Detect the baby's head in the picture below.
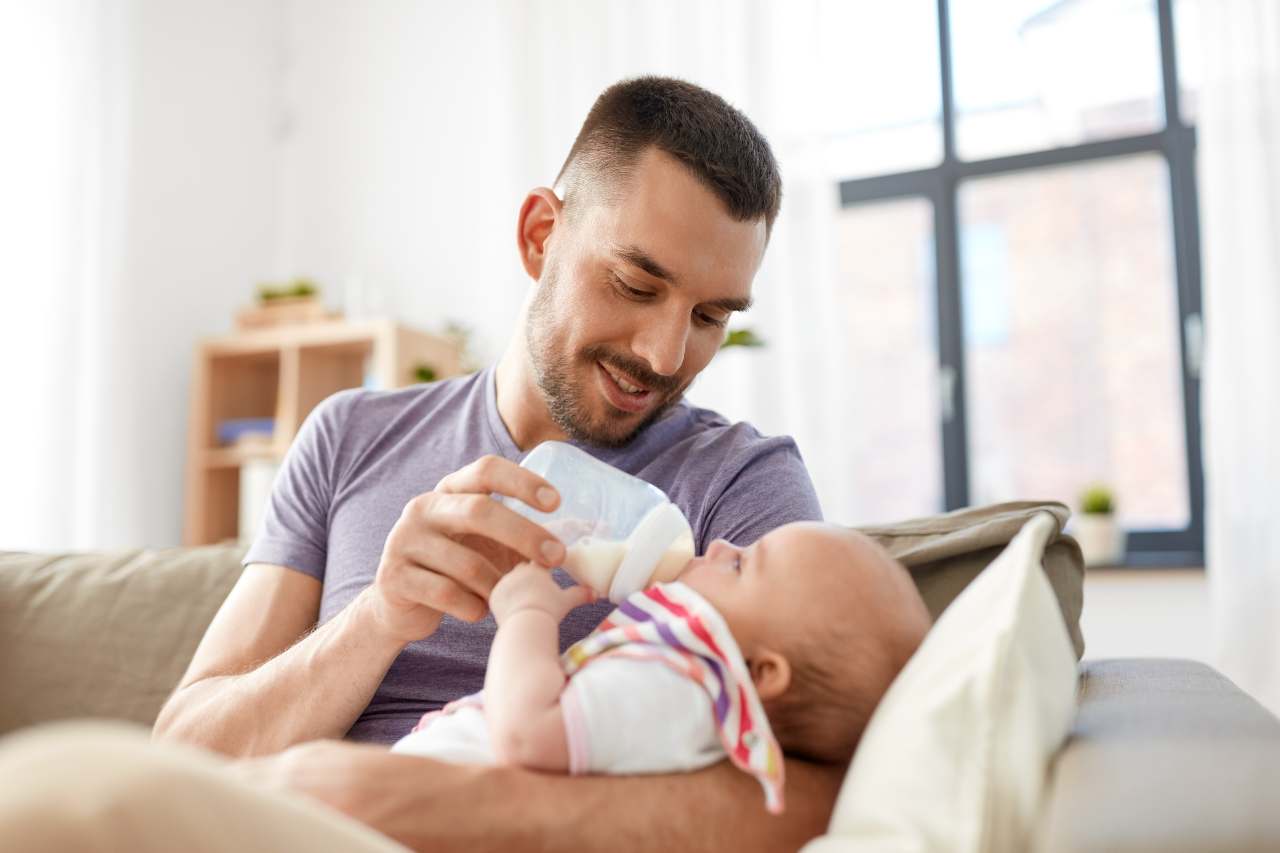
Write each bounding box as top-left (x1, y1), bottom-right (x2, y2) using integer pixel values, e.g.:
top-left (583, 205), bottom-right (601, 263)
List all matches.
top-left (678, 522), bottom-right (931, 764)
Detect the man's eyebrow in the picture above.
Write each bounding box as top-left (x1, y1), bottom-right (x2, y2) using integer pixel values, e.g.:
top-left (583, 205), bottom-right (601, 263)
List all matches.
top-left (613, 243), bottom-right (752, 313)
top-left (705, 295), bottom-right (753, 313)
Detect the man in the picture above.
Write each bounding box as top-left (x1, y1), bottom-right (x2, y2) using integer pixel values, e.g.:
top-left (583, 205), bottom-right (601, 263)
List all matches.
top-left (1, 77), bottom-right (844, 851)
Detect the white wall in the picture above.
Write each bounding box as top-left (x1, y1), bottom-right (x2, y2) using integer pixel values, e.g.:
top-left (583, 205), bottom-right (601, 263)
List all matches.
top-left (107, 0), bottom-right (283, 547)
top-left (277, 0), bottom-right (534, 361)
top-left (1082, 569), bottom-right (1212, 663)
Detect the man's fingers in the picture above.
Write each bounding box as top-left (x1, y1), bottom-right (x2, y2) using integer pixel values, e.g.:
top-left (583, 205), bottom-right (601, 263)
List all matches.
top-left (436, 454), bottom-right (560, 514)
top-left (386, 562), bottom-right (489, 623)
top-left (418, 493), bottom-right (565, 567)
top-left (399, 534), bottom-right (503, 599)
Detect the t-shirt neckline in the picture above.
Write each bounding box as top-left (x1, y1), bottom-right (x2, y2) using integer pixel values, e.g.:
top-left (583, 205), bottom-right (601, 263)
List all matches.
top-left (482, 366), bottom-right (524, 461)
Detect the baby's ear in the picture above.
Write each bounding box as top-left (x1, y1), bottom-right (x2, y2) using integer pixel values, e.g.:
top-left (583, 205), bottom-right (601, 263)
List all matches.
top-left (747, 649), bottom-right (791, 701)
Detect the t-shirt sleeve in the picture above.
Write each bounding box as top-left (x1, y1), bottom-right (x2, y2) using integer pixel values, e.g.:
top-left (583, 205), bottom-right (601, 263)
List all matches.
top-left (241, 389), bottom-right (361, 580)
top-left (560, 656), bottom-right (724, 776)
top-left (699, 438), bottom-right (824, 551)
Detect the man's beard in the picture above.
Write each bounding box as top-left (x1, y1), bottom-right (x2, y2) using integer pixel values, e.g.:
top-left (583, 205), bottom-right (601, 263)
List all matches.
top-left (525, 265), bottom-right (686, 448)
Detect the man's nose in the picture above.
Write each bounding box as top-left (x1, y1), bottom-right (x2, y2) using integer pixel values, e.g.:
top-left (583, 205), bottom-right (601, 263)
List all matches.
top-left (631, 307), bottom-right (689, 377)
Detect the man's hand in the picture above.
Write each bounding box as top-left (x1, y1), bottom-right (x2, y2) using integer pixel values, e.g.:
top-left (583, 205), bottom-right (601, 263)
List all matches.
top-left (489, 563), bottom-right (597, 625)
top-left (364, 455), bottom-right (569, 645)
top-left (234, 739), bottom-right (426, 823)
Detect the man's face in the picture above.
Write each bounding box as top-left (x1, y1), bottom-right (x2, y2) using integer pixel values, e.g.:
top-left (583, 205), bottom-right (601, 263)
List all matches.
top-left (526, 148), bottom-right (768, 447)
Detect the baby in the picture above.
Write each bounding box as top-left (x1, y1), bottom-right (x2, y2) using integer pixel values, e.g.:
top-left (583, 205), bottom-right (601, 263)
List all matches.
top-left (391, 521), bottom-right (932, 813)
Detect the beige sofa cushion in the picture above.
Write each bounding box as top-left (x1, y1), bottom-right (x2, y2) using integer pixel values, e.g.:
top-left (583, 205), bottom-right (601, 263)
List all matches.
top-left (0, 545), bottom-right (245, 736)
top-left (856, 500), bottom-right (1085, 659)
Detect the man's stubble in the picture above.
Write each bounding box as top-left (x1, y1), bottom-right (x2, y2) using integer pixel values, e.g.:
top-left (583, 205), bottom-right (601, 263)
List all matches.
top-left (524, 260), bottom-right (688, 449)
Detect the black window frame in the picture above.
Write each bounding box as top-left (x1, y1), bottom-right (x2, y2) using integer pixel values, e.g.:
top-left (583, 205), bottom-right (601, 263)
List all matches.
top-left (838, 0), bottom-right (1203, 567)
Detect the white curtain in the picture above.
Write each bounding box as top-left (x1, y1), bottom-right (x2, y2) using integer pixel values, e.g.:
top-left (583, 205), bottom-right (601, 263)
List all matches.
top-left (1199, 0), bottom-right (1280, 715)
top-left (0, 1), bottom-right (134, 550)
top-left (506, 0), bottom-right (856, 520)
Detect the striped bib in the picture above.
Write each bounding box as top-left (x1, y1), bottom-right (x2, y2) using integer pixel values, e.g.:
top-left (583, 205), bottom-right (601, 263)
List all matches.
top-left (563, 581), bottom-right (786, 813)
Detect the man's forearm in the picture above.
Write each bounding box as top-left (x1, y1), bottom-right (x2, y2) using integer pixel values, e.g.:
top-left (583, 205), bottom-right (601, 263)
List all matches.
top-left (316, 746), bottom-right (844, 853)
top-left (153, 590), bottom-right (404, 757)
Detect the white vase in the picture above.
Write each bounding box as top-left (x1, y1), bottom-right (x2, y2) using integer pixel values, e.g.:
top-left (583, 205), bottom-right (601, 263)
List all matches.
top-left (1072, 514), bottom-right (1126, 567)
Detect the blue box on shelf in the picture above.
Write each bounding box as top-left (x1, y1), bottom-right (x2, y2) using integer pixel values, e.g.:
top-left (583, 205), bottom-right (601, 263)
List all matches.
top-left (216, 418), bottom-right (276, 446)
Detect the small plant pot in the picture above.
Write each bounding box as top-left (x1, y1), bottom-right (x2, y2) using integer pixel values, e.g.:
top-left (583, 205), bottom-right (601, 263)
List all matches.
top-left (1073, 513), bottom-right (1126, 567)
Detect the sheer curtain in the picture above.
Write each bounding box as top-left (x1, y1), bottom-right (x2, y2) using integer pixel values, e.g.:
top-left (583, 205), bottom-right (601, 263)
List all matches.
top-left (0, 1), bottom-right (133, 550)
top-left (1199, 0), bottom-right (1280, 714)
top-left (0, 2), bottom-right (283, 551)
top-left (506, 0), bottom-right (855, 520)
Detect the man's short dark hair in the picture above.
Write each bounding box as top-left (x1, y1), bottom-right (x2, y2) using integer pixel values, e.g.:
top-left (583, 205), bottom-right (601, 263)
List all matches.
top-left (554, 76), bottom-right (782, 231)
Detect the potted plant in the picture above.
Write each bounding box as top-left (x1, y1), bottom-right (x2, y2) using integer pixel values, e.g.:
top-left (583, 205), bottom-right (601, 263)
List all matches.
top-left (1073, 484), bottom-right (1126, 567)
top-left (721, 328), bottom-right (766, 350)
top-left (236, 277), bottom-right (335, 329)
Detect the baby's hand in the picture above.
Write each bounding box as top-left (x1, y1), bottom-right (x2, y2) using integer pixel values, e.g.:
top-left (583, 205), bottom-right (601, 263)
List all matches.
top-left (490, 563), bottom-right (597, 625)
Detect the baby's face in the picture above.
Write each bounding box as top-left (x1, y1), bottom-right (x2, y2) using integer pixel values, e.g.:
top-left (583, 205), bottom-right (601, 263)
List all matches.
top-left (678, 522), bottom-right (886, 653)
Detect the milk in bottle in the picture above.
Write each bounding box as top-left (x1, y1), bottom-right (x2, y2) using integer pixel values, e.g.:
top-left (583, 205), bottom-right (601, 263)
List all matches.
top-left (501, 442), bottom-right (694, 601)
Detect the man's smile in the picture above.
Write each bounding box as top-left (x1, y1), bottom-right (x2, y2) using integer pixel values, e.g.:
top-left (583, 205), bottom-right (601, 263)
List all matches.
top-left (596, 361), bottom-right (656, 413)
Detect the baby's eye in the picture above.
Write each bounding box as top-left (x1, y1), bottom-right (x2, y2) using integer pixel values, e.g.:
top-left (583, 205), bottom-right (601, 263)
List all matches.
top-left (732, 553), bottom-right (742, 573)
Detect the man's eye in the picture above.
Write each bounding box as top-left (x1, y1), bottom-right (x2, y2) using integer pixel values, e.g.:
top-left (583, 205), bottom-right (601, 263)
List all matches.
top-left (610, 273), bottom-right (652, 300)
top-left (695, 311), bottom-right (730, 329)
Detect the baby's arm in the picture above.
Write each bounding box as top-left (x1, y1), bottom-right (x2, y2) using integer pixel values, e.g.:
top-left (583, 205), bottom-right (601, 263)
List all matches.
top-left (485, 563), bottom-right (596, 772)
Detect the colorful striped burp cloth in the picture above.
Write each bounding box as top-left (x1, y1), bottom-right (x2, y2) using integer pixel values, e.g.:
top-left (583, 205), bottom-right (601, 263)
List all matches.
top-left (563, 581), bottom-right (786, 813)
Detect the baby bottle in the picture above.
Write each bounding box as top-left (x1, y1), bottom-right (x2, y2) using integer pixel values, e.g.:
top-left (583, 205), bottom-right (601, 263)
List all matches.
top-left (501, 441), bottom-right (694, 602)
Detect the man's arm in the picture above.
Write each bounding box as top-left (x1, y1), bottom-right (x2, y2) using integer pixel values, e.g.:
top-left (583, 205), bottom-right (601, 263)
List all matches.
top-left (154, 454), bottom-right (570, 758)
top-left (238, 740), bottom-right (844, 853)
top-left (152, 563), bottom-right (404, 757)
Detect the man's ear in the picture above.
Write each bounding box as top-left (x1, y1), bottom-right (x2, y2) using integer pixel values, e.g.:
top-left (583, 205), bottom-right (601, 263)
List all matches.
top-left (747, 649), bottom-right (791, 702)
top-left (516, 187), bottom-right (563, 281)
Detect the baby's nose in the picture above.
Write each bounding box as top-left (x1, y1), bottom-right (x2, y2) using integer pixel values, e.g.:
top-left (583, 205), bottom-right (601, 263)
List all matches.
top-left (704, 538), bottom-right (734, 559)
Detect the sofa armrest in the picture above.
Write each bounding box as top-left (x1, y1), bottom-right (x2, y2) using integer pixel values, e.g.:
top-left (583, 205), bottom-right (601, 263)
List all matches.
top-left (1036, 658), bottom-right (1280, 853)
top-left (0, 545), bottom-right (245, 736)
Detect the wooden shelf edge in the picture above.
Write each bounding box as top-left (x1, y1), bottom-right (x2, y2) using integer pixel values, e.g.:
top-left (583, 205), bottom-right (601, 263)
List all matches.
top-left (201, 318), bottom-right (397, 357)
top-left (203, 445), bottom-right (287, 469)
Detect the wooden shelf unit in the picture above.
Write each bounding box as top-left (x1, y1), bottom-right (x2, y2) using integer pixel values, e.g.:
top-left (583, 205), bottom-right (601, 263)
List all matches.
top-left (184, 318), bottom-right (463, 545)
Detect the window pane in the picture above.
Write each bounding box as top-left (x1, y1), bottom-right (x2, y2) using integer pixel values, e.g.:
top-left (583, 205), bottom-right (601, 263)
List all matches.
top-left (1174, 0), bottom-right (1201, 124)
top-left (959, 154), bottom-right (1189, 530)
top-left (835, 197), bottom-right (943, 523)
top-left (818, 0), bottom-right (942, 179)
top-left (950, 0), bottom-right (1165, 160)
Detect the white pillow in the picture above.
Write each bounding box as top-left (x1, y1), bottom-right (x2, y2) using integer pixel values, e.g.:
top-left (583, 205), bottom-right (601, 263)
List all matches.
top-left (802, 512), bottom-right (1079, 853)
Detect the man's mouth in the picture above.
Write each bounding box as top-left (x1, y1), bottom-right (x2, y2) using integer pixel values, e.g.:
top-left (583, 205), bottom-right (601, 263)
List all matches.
top-left (603, 362), bottom-right (646, 393)
top-left (596, 361), bottom-right (656, 413)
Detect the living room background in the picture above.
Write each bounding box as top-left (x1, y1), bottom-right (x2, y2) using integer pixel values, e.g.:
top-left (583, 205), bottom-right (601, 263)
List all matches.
top-left (1, 0), bottom-right (1276, 713)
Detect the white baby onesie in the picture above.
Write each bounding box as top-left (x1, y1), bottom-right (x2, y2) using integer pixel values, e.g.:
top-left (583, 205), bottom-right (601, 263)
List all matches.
top-left (390, 656), bottom-right (724, 774)
top-left (391, 582), bottom-right (786, 812)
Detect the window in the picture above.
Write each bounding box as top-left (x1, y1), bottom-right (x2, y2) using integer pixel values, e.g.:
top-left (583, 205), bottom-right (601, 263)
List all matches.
top-left (835, 0), bottom-right (1203, 564)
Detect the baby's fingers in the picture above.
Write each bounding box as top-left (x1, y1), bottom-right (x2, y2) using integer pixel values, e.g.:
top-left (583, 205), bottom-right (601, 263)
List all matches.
top-left (563, 583), bottom-right (599, 610)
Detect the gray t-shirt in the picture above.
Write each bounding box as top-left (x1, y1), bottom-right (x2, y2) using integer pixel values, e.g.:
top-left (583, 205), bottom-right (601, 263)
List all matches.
top-left (245, 366), bottom-right (822, 743)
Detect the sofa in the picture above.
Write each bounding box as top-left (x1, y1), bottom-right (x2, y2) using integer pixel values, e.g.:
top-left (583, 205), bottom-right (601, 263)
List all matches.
top-left (3, 502), bottom-right (1280, 851)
